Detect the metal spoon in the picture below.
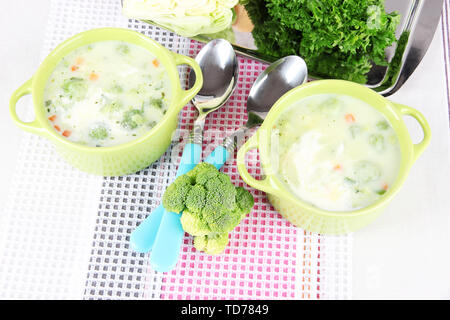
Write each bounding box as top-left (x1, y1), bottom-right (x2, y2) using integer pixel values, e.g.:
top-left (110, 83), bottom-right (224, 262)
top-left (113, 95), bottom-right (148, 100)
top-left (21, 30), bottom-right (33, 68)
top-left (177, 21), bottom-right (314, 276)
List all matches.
top-left (187, 39), bottom-right (239, 145)
top-left (130, 39), bottom-right (238, 255)
top-left (149, 55), bottom-right (307, 272)
top-left (223, 55), bottom-right (308, 150)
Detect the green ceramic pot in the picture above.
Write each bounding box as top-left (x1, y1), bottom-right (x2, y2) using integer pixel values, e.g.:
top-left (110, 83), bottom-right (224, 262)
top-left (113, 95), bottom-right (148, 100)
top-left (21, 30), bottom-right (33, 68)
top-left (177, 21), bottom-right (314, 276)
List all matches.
top-left (237, 80), bottom-right (431, 234)
top-left (9, 28), bottom-right (203, 176)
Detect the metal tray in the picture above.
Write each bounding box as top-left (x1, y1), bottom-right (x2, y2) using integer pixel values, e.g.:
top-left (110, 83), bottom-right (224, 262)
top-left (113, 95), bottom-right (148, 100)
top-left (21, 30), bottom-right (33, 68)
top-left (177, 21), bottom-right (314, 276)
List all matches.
top-left (124, 0), bottom-right (443, 96)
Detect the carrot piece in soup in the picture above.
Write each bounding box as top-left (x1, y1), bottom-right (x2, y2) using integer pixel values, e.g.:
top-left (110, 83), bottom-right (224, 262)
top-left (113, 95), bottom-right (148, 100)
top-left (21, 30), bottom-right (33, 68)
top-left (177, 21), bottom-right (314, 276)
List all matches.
top-left (48, 115), bottom-right (57, 122)
top-left (152, 59), bottom-right (159, 67)
top-left (54, 125), bottom-right (61, 132)
top-left (345, 114), bottom-right (355, 123)
top-left (71, 65), bottom-right (79, 72)
top-left (89, 72), bottom-right (99, 81)
top-left (62, 130), bottom-right (71, 137)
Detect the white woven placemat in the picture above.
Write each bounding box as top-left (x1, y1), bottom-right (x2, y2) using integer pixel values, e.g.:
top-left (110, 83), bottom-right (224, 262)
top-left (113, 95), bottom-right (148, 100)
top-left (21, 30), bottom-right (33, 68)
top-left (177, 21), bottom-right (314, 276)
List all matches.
top-left (0, 0), bottom-right (352, 300)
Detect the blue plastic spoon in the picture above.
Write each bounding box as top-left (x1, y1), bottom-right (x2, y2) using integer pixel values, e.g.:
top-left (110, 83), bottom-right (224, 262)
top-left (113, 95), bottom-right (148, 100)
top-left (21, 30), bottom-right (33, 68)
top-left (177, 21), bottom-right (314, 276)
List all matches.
top-left (129, 39), bottom-right (238, 253)
top-left (149, 144), bottom-right (232, 272)
top-left (129, 142), bottom-right (201, 253)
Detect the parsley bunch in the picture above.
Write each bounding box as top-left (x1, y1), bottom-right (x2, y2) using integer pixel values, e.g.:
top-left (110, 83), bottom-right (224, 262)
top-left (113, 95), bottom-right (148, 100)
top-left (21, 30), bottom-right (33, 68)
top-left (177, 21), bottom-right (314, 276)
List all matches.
top-left (244, 0), bottom-right (400, 83)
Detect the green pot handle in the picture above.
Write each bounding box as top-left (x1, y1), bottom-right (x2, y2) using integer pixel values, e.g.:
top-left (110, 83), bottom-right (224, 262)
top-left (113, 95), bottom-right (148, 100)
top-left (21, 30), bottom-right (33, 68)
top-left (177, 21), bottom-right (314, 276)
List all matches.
top-left (237, 132), bottom-right (281, 196)
top-left (393, 102), bottom-right (431, 162)
top-left (10, 78), bottom-right (45, 135)
top-left (172, 52), bottom-right (203, 108)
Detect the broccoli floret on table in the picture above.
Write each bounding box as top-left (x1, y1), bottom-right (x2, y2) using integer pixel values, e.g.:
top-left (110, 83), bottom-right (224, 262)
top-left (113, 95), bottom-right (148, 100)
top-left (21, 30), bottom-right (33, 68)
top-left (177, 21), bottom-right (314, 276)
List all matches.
top-left (162, 162), bottom-right (254, 255)
top-left (162, 175), bottom-right (192, 214)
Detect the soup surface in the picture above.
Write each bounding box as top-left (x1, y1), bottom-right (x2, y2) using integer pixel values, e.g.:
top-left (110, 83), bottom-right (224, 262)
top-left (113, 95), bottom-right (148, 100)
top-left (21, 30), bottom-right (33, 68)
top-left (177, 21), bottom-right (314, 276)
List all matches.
top-left (44, 41), bottom-right (171, 147)
top-left (273, 94), bottom-right (401, 211)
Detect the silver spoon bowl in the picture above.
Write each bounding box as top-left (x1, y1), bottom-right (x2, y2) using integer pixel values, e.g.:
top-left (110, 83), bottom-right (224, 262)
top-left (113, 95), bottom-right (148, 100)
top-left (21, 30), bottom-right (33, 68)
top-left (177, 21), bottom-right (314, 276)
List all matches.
top-left (188, 39), bottom-right (239, 143)
top-left (223, 55), bottom-right (308, 149)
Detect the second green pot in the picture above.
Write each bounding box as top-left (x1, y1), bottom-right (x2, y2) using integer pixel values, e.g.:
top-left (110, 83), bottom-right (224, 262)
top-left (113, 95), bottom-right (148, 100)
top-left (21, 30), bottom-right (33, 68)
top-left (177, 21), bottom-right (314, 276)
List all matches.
top-left (237, 80), bottom-right (431, 234)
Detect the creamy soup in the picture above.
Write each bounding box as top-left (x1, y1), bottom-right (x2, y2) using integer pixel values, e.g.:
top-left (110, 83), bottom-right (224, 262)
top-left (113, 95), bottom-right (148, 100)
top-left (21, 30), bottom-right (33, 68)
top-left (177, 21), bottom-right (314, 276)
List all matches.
top-left (44, 41), bottom-right (171, 147)
top-left (273, 94), bottom-right (401, 211)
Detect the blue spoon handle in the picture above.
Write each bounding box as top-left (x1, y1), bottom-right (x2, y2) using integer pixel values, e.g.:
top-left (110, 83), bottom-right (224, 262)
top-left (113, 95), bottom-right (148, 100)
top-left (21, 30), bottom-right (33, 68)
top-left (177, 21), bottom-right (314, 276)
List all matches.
top-left (149, 145), bottom-right (230, 272)
top-left (129, 142), bottom-right (202, 253)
